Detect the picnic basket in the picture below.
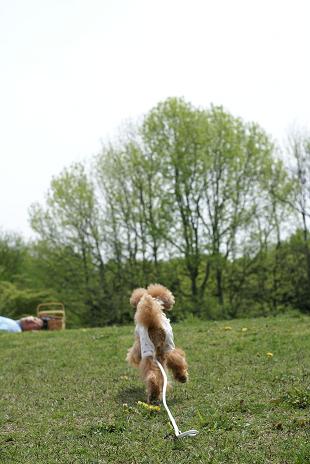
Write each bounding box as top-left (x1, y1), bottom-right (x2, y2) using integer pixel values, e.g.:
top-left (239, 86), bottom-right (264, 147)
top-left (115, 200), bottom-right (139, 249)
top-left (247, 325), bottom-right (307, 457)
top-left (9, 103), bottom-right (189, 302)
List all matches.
top-left (36, 302), bottom-right (66, 330)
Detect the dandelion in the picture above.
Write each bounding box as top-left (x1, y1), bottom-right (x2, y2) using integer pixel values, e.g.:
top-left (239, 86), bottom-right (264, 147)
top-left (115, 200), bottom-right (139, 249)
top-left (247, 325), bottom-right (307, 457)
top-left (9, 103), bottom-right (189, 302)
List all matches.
top-left (241, 328), bottom-right (248, 332)
top-left (224, 326), bottom-right (232, 331)
top-left (137, 401), bottom-right (160, 412)
top-left (266, 352), bottom-right (274, 358)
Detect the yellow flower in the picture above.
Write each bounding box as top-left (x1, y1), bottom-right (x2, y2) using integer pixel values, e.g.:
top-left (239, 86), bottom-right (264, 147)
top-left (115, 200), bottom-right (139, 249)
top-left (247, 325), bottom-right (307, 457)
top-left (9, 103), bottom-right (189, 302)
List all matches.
top-left (137, 401), bottom-right (160, 412)
top-left (224, 326), bottom-right (232, 331)
top-left (241, 327), bottom-right (248, 332)
top-left (266, 352), bottom-right (274, 357)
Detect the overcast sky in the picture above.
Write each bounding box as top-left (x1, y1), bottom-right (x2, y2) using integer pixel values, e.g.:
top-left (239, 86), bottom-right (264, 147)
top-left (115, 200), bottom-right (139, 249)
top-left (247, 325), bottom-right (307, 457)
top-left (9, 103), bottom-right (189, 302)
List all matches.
top-left (1, 0), bottom-right (309, 239)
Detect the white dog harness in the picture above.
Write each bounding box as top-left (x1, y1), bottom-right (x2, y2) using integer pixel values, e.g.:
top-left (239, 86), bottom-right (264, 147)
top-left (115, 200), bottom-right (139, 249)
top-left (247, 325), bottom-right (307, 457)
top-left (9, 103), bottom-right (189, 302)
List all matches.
top-left (135, 312), bottom-right (175, 358)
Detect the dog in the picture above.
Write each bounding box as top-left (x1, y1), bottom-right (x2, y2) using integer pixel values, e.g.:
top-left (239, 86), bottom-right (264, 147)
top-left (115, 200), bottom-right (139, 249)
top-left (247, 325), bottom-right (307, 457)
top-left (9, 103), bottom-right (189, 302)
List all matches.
top-left (126, 284), bottom-right (188, 403)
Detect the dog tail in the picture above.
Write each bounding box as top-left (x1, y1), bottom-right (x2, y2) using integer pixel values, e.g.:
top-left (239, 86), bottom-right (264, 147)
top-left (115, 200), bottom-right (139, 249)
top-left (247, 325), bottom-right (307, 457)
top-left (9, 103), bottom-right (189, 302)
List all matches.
top-left (135, 294), bottom-right (162, 329)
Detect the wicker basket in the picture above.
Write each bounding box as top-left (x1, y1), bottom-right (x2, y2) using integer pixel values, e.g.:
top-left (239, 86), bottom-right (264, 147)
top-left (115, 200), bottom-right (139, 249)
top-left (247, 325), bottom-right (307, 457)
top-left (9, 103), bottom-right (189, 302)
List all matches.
top-left (37, 302), bottom-right (66, 330)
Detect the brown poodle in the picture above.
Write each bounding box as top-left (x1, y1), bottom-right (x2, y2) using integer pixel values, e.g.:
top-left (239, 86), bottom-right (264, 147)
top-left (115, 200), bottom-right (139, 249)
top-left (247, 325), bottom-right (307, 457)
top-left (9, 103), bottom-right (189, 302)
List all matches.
top-left (126, 284), bottom-right (188, 403)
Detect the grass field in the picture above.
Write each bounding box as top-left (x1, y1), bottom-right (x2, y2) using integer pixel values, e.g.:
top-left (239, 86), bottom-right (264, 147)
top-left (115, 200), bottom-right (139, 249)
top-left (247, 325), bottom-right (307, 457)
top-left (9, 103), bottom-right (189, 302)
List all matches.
top-left (0, 314), bottom-right (310, 464)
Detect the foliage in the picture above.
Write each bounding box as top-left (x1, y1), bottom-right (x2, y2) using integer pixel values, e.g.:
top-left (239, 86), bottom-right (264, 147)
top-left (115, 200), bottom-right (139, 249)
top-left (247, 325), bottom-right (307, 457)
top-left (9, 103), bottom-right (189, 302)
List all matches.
top-left (0, 232), bottom-right (56, 320)
top-left (0, 231), bottom-right (28, 282)
top-left (1, 98), bottom-right (310, 325)
top-left (0, 281), bottom-right (54, 319)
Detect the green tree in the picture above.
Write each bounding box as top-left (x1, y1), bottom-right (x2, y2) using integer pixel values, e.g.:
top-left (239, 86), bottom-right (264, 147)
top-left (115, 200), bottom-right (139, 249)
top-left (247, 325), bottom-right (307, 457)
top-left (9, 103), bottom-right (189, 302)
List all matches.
top-left (142, 99), bottom-right (283, 315)
top-left (0, 231), bottom-right (27, 281)
top-left (28, 98), bottom-right (301, 323)
top-left (29, 163), bottom-right (107, 326)
top-left (286, 130), bottom-right (310, 310)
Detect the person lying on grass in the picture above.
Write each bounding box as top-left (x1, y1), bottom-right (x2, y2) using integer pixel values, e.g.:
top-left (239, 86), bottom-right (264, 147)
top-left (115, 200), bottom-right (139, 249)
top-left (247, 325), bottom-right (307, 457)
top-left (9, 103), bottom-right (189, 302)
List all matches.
top-left (0, 315), bottom-right (43, 332)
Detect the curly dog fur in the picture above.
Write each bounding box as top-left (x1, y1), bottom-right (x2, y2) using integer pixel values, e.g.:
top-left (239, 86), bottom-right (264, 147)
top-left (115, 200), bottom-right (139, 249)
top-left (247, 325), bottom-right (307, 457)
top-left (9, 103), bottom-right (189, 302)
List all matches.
top-left (126, 284), bottom-right (188, 403)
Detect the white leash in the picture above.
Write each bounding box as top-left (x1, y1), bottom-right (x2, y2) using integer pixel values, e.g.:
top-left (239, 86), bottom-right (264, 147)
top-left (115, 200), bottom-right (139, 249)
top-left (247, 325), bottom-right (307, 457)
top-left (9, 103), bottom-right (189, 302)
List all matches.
top-left (156, 360), bottom-right (199, 439)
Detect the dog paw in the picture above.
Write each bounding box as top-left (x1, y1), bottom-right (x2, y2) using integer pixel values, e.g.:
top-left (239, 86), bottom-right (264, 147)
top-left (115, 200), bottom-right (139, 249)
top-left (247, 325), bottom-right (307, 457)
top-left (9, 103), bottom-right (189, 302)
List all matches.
top-left (175, 372), bottom-right (188, 383)
top-left (147, 393), bottom-right (161, 404)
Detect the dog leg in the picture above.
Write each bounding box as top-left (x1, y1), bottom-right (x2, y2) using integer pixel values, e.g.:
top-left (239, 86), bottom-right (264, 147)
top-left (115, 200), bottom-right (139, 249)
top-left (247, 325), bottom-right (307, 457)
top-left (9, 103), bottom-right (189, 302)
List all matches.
top-left (140, 357), bottom-right (163, 403)
top-left (166, 348), bottom-right (188, 383)
top-left (126, 338), bottom-right (141, 367)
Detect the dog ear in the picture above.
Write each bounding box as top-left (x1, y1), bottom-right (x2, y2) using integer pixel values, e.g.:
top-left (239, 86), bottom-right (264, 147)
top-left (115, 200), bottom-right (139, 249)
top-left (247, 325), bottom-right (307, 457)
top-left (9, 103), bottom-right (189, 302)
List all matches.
top-left (130, 288), bottom-right (148, 307)
top-left (146, 284), bottom-right (175, 310)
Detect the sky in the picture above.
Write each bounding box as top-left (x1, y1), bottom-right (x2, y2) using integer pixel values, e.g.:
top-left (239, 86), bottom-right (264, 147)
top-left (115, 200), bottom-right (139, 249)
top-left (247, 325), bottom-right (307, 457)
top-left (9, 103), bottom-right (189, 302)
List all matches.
top-left (1, 0), bottom-right (310, 239)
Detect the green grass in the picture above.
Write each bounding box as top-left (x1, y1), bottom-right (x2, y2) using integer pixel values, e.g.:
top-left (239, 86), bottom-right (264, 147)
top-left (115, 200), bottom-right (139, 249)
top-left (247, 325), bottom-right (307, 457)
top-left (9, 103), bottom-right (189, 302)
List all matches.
top-left (0, 314), bottom-right (310, 463)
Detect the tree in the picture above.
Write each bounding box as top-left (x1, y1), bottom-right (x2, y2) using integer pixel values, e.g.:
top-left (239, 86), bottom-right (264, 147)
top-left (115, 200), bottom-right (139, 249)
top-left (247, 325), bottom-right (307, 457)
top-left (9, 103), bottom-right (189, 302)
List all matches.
top-left (27, 98), bottom-right (302, 323)
top-left (142, 99), bottom-right (282, 315)
top-left (29, 162), bottom-right (108, 325)
top-left (0, 231), bottom-right (27, 281)
top-left (285, 130), bottom-right (310, 310)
